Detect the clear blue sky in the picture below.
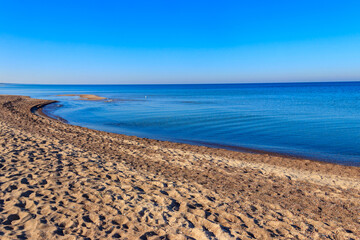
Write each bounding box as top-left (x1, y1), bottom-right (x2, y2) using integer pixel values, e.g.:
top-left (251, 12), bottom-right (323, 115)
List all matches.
top-left (1, 0), bottom-right (360, 84)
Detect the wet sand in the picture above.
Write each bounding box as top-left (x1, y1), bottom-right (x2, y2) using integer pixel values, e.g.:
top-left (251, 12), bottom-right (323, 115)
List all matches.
top-left (0, 95), bottom-right (359, 239)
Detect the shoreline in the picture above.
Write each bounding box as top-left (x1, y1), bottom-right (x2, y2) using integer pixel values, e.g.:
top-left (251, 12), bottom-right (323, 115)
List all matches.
top-left (31, 101), bottom-right (69, 123)
top-left (40, 100), bottom-right (359, 167)
top-left (1, 95), bottom-right (359, 239)
top-left (8, 95), bottom-right (360, 179)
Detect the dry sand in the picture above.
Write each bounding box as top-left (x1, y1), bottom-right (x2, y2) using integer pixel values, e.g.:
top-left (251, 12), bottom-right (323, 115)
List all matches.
top-left (0, 95), bottom-right (359, 239)
top-left (56, 94), bottom-right (107, 101)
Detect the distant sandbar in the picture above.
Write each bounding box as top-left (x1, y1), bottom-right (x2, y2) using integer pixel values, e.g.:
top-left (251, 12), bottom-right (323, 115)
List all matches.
top-left (56, 94), bottom-right (106, 101)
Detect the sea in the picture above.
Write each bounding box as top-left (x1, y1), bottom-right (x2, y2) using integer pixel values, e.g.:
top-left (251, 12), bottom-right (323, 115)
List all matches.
top-left (1, 82), bottom-right (360, 166)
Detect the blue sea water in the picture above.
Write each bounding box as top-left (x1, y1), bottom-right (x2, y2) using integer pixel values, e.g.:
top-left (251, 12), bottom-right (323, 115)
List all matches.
top-left (1, 82), bottom-right (360, 166)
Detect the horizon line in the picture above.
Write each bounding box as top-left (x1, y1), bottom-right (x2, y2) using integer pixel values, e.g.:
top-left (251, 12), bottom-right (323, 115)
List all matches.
top-left (2, 80), bottom-right (360, 86)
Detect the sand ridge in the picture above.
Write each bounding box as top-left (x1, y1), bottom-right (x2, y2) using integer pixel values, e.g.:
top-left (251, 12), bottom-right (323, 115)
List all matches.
top-left (0, 95), bottom-right (359, 239)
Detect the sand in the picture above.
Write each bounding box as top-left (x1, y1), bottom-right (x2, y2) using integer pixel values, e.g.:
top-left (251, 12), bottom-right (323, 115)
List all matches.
top-left (56, 94), bottom-right (107, 101)
top-left (0, 95), bottom-right (359, 239)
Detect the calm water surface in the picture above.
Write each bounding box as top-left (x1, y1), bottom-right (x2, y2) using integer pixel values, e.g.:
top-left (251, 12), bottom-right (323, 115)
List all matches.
top-left (1, 82), bottom-right (360, 166)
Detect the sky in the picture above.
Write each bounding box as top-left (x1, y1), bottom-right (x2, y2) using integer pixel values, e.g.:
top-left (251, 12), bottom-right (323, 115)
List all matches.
top-left (0, 0), bottom-right (360, 84)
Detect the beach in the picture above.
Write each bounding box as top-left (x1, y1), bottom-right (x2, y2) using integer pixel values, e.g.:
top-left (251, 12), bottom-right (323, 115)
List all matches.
top-left (0, 95), bottom-right (359, 239)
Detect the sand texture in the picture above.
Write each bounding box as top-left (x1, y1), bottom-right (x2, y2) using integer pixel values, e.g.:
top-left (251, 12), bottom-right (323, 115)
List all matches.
top-left (0, 95), bottom-right (359, 239)
top-left (56, 94), bottom-right (107, 101)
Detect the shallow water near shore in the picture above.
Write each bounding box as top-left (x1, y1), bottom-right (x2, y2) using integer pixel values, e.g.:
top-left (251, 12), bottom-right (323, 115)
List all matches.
top-left (1, 82), bottom-right (360, 166)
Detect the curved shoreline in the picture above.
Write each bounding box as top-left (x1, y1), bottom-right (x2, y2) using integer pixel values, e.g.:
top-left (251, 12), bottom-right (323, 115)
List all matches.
top-left (37, 100), bottom-right (358, 167)
top-left (8, 95), bottom-right (360, 176)
top-left (0, 95), bottom-right (359, 239)
top-left (31, 101), bottom-right (68, 123)
top-left (30, 100), bottom-right (59, 120)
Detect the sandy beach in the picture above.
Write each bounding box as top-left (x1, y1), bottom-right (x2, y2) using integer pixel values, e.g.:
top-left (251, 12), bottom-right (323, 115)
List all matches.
top-left (0, 95), bottom-right (359, 239)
